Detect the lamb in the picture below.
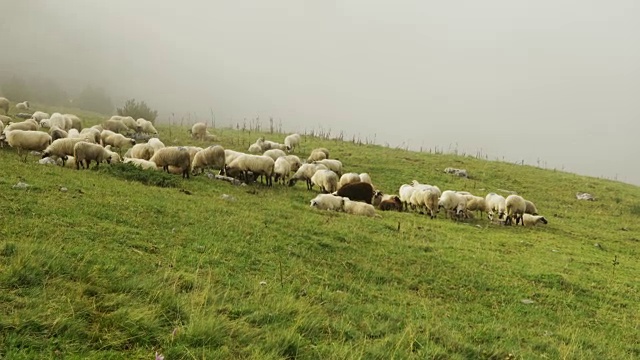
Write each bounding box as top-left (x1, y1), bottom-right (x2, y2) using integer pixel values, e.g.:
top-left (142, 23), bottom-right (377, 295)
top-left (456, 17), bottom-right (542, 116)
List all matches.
top-left (49, 125), bottom-right (68, 141)
top-left (123, 157), bottom-right (159, 170)
top-left (73, 141), bottom-right (112, 169)
top-left (343, 199), bottom-right (377, 217)
top-left (4, 130), bottom-right (52, 157)
top-left (189, 122), bottom-right (207, 140)
top-left (359, 173), bottom-right (372, 185)
top-left (129, 143), bottom-right (155, 160)
top-left (289, 163), bottom-right (323, 189)
top-left (307, 149), bottom-right (327, 162)
top-left (273, 157), bottom-right (292, 185)
top-left (337, 173), bottom-right (360, 190)
top-left (505, 195), bottom-right (526, 226)
top-left (5, 118), bottom-right (39, 132)
top-left (149, 146), bottom-right (192, 178)
top-left (263, 149), bottom-right (287, 161)
top-left (284, 133), bottom-right (301, 152)
top-left (0, 97), bottom-right (9, 114)
top-left (524, 200), bottom-right (538, 215)
top-left (335, 181), bottom-right (375, 204)
top-left (31, 111), bottom-right (50, 122)
top-left (15, 101), bottom-right (29, 110)
top-left (248, 143), bottom-right (262, 153)
top-left (313, 159), bottom-right (342, 176)
top-left (486, 193), bottom-right (507, 221)
top-left (309, 194), bottom-right (345, 211)
top-left (522, 214), bottom-right (548, 227)
top-left (283, 155), bottom-right (302, 172)
top-left (379, 196), bottom-right (403, 211)
top-left (226, 154), bottom-right (275, 185)
top-left (310, 169), bottom-right (339, 193)
top-left (103, 133), bottom-right (136, 150)
top-left (147, 137), bottom-right (165, 151)
top-left (103, 119), bottom-right (130, 134)
top-left (42, 138), bottom-right (90, 165)
top-left (63, 114), bottom-right (82, 130)
top-left (136, 118), bottom-right (158, 135)
top-left (438, 190), bottom-right (467, 220)
top-left (191, 145), bottom-right (225, 175)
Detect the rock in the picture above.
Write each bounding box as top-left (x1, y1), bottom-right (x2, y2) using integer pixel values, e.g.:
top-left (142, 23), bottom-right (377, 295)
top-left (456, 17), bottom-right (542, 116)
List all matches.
top-left (30, 151), bottom-right (42, 156)
top-left (220, 194), bottom-right (236, 202)
top-left (576, 192), bottom-right (595, 201)
top-left (444, 167), bottom-right (468, 178)
top-left (12, 181), bottom-right (30, 189)
top-left (521, 299), bottom-right (535, 304)
top-left (59, 187), bottom-right (68, 192)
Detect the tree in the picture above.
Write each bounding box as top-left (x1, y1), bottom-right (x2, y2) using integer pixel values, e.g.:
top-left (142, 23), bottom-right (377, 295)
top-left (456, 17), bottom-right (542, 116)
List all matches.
top-left (75, 85), bottom-right (113, 114)
top-left (117, 99), bottom-right (158, 123)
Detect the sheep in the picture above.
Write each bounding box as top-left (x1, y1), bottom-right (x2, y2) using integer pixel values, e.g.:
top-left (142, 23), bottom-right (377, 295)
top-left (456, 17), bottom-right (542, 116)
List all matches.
top-left (505, 195), bottom-right (526, 226)
top-left (123, 157), bottom-right (159, 170)
top-left (129, 143), bottom-right (155, 160)
top-left (49, 125), bottom-right (68, 141)
top-left (307, 149), bottom-right (327, 162)
top-left (338, 173), bottom-right (361, 190)
top-left (119, 116), bottom-right (139, 132)
top-left (191, 145), bottom-right (225, 175)
top-left (42, 137), bottom-right (90, 165)
top-left (149, 146), bottom-right (192, 178)
top-left (263, 140), bottom-right (288, 151)
top-left (379, 196), bottom-right (403, 211)
top-left (79, 128), bottom-right (100, 144)
top-left (5, 118), bottom-right (39, 132)
top-left (103, 119), bottom-right (130, 134)
top-left (313, 159), bottom-right (342, 176)
top-left (44, 113), bottom-right (72, 130)
top-left (283, 155), bottom-right (302, 172)
top-left (438, 190), bottom-right (467, 220)
top-left (31, 111), bottom-right (49, 122)
top-left (248, 143), bottom-right (262, 153)
top-left (0, 97), bottom-right (9, 114)
top-left (412, 187), bottom-right (441, 218)
top-left (224, 149), bottom-right (245, 165)
top-left (343, 199), bottom-right (377, 217)
top-left (226, 154), bottom-right (275, 186)
top-left (189, 122), bottom-right (207, 140)
top-left (63, 114), bottom-right (82, 130)
top-left (522, 214), bottom-right (548, 227)
top-left (147, 137), bottom-right (165, 151)
top-left (0, 115), bottom-right (11, 123)
top-left (524, 200), bottom-right (538, 215)
top-left (16, 101), bottom-right (29, 110)
top-left (359, 173), bottom-right (372, 185)
top-left (103, 145), bottom-right (122, 163)
top-left (461, 194), bottom-right (487, 217)
top-left (4, 130), bottom-right (52, 158)
top-left (183, 146), bottom-right (203, 164)
top-left (310, 169), bottom-right (339, 193)
top-left (67, 129), bottom-right (80, 138)
top-left (398, 184), bottom-right (417, 211)
top-left (289, 163), bottom-right (324, 189)
top-left (273, 157), bottom-right (292, 185)
top-left (335, 181), bottom-right (375, 204)
top-left (103, 133), bottom-right (136, 150)
top-left (309, 194), bottom-right (345, 211)
top-left (486, 193), bottom-right (507, 221)
top-left (263, 149), bottom-right (287, 161)
top-left (73, 142), bottom-right (112, 169)
top-left (284, 133), bottom-right (301, 152)
top-left (136, 118), bottom-right (158, 135)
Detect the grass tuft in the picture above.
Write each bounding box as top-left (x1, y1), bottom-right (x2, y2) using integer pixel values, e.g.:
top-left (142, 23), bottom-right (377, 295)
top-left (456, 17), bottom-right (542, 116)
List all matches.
top-left (99, 162), bottom-right (180, 187)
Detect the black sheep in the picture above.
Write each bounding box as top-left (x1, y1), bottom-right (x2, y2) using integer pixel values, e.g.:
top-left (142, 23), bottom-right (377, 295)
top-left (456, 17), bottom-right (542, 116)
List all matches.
top-left (336, 182), bottom-right (375, 204)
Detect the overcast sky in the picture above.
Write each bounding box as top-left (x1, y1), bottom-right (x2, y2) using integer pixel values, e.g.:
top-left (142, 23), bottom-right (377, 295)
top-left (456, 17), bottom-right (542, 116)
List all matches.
top-left (2, 0), bottom-right (639, 185)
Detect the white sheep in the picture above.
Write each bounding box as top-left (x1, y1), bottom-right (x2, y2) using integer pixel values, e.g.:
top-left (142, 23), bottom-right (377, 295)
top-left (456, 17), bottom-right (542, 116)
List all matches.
top-left (73, 142), bottom-right (113, 169)
top-left (524, 200), bottom-right (538, 215)
top-left (0, 115), bottom-right (11, 123)
top-left (120, 116), bottom-right (139, 132)
top-left (248, 143), bottom-right (262, 153)
top-left (505, 195), bottom-right (526, 225)
top-left (310, 169), bottom-right (339, 193)
top-left (263, 149), bottom-right (287, 161)
top-left (191, 145), bottom-right (225, 175)
top-left (63, 114), bottom-right (82, 130)
top-left (47, 113), bottom-right (72, 130)
top-left (49, 125), bottom-right (68, 141)
top-left (307, 149), bottom-right (327, 162)
top-left (313, 159), bottom-right (342, 176)
top-left (42, 137), bottom-right (90, 165)
top-left (226, 154), bottom-right (275, 186)
top-left (263, 140), bottom-right (287, 151)
top-left (486, 193), bottom-right (507, 221)
top-left (458, 193), bottom-right (487, 217)
top-left (343, 199), bottom-right (377, 217)
top-left (338, 173), bottom-right (361, 190)
top-left (309, 194), bottom-right (344, 211)
top-left (103, 133), bottom-right (136, 150)
top-left (129, 143), bottom-right (155, 160)
top-left (224, 149), bottom-right (245, 165)
top-left (5, 118), bottom-right (39, 132)
top-left (183, 146), bottom-right (203, 163)
top-left (149, 146), bottom-right (192, 178)
top-left (16, 101), bottom-right (29, 110)
top-left (147, 137), bottom-right (165, 151)
top-left (0, 97), bottom-right (9, 114)
top-left (103, 145), bottom-right (122, 163)
top-left (31, 111), bottom-right (50, 122)
top-left (283, 155), bottom-right (302, 172)
top-left (359, 173), bottom-right (372, 185)
top-left (67, 129), bottom-right (80, 138)
top-left (136, 118), bottom-right (158, 135)
top-left (4, 129), bottom-right (52, 157)
top-left (124, 157), bottom-right (159, 170)
top-left (80, 128), bottom-right (101, 144)
top-left (189, 122), bottom-right (207, 140)
top-left (103, 119), bottom-right (130, 134)
top-left (273, 157), bottom-right (292, 185)
top-left (438, 190), bottom-right (467, 220)
top-left (289, 163), bottom-right (323, 189)
top-left (398, 184), bottom-right (417, 211)
top-left (522, 214), bottom-right (548, 226)
top-left (284, 133), bottom-right (301, 152)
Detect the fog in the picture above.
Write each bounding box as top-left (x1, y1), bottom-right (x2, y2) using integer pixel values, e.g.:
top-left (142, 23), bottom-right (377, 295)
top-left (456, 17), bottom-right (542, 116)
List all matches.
top-left (2, 0), bottom-right (639, 185)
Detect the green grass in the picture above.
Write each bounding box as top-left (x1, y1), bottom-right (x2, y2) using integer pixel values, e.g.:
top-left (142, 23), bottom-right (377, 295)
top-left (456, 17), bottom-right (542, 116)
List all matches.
top-left (1, 105), bottom-right (639, 359)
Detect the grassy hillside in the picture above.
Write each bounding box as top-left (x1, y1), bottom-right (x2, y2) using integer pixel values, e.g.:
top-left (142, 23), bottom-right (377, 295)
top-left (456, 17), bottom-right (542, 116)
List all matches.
top-left (1, 107), bottom-right (639, 359)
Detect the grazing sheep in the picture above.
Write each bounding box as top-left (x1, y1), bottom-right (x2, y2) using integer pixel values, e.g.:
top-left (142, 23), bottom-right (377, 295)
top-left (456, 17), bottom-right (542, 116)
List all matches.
top-left (359, 173), bottom-right (372, 185)
top-left (307, 149), bottom-right (327, 162)
top-left (283, 155), bottom-right (302, 172)
top-left (64, 114), bottom-right (82, 130)
top-left (189, 122), bottom-right (207, 140)
top-left (0, 115), bottom-right (11, 123)
top-left (31, 111), bottom-right (50, 122)
top-left (129, 143), bottom-right (155, 160)
top-left (522, 214), bottom-right (548, 226)
top-left (67, 129), bottom-right (80, 138)
top-left (44, 113), bottom-right (72, 130)
top-left (338, 173), bottom-right (361, 190)
top-left (263, 140), bottom-right (288, 151)
top-left (42, 137), bottom-right (90, 165)
top-left (524, 200), bottom-right (538, 215)
top-left (80, 128), bottom-right (101, 144)
top-left (505, 195), bottom-right (526, 226)
top-left (4, 130), bottom-right (52, 157)
top-left (399, 184), bottom-right (417, 211)
top-left (438, 190), bottom-right (467, 220)
top-left (461, 194), bottom-right (488, 217)
top-left (124, 157), bottom-right (159, 170)
top-left (263, 149), bottom-right (287, 161)
top-left (103, 119), bottom-right (130, 134)
top-left (119, 116), bottom-right (139, 132)
top-left (49, 125), bottom-right (68, 141)
top-left (191, 145), bottom-right (225, 175)
top-left (284, 133), bottom-right (301, 152)
top-left (226, 154), bottom-right (275, 186)
top-left (289, 163), bottom-right (324, 190)
top-left (310, 169), bottom-right (339, 193)
top-left (313, 159), bottom-right (342, 176)
top-left (149, 146), bottom-right (192, 178)
top-left (147, 137), bottom-right (165, 151)
top-left (486, 193), bottom-right (507, 221)
top-left (379, 196), bottom-right (403, 211)
top-left (273, 157), bottom-right (292, 185)
top-left (73, 142), bottom-right (112, 169)
top-left (224, 149), bottom-right (245, 165)
top-left (420, 187), bottom-right (441, 218)
top-left (103, 133), bottom-right (136, 150)
top-left (0, 97), bottom-right (9, 114)
top-left (182, 146), bottom-right (203, 164)
top-left (103, 145), bottom-right (122, 163)
top-left (310, 194), bottom-right (345, 211)
top-left (5, 118), bottom-right (39, 132)
top-left (343, 199), bottom-right (377, 217)
top-left (248, 143), bottom-right (262, 153)
top-left (136, 118), bottom-right (158, 135)
top-left (335, 181), bottom-right (375, 204)
top-left (15, 101), bottom-right (29, 110)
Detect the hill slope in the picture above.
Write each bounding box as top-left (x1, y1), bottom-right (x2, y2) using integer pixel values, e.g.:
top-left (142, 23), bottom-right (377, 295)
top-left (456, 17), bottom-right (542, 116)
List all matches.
top-left (1, 111), bottom-right (639, 359)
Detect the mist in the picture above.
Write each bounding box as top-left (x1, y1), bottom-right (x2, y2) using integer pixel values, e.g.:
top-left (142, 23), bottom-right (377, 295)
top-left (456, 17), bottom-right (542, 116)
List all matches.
top-left (2, 0), bottom-right (639, 185)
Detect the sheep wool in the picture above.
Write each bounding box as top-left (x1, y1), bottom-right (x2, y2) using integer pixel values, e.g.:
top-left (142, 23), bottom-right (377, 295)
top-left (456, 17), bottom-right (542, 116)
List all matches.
top-left (438, 190), bottom-right (467, 220)
top-left (16, 101), bottom-right (29, 110)
top-left (284, 133), bottom-right (301, 152)
top-left (505, 195), bottom-right (526, 226)
top-left (359, 173), bottom-right (372, 185)
top-left (343, 199), bottom-right (377, 217)
top-left (524, 200), bottom-right (538, 215)
top-left (31, 111), bottom-right (50, 122)
top-left (283, 155), bottom-right (302, 172)
top-left (73, 141), bottom-right (112, 169)
top-left (310, 169), bottom-right (339, 193)
top-left (124, 157), bottom-right (159, 170)
top-left (42, 137), bottom-right (89, 164)
top-left (103, 133), bottom-right (136, 149)
top-left (289, 163), bottom-right (322, 189)
top-left (486, 193), bottom-right (507, 221)
top-left (313, 159), bottom-right (342, 176)
top-left (147, 137), bottom-right (165, 151)
top-left (263, 149), bottom-right (287, 161)
top-left (190, 122), bottom-right (207, 140)
top-left (129, 143), bottom-right (155, 160)
top-left (192, 145), bottom-right (225, 175)
top-left (338, 173), bottom-right (361, 190)
top-left (309, 194), bottom-right (345, 211)
top-left (522, 214), bottom-right (548, 226)
top-left (5, 130), bottom-right (52, 154)
top-left (149, 146), bottom-right (192, 178)
top-left (273, 157), bottom-right (292, 185)
top-left (336, 181), bottom-right (375, 204)
top-left (226, 154), bottom-right (275, 186)
top-left (63, 114), bottom-right (82, 130)
top-left (307, 149), bottom-right (327, 162)
top-left (0, 97), bottom-right (9, 114)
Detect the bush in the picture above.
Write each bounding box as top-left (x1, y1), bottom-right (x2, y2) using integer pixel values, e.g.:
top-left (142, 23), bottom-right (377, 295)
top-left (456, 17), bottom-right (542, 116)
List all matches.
top-left (117, 99), bottom-right (158, 123)
top-left (100, 163), bottom-right (180, 188)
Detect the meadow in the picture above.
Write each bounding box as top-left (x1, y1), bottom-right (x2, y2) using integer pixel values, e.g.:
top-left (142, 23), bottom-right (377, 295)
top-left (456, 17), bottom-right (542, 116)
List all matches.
top-left (0, 106), bottom-right (639, 359)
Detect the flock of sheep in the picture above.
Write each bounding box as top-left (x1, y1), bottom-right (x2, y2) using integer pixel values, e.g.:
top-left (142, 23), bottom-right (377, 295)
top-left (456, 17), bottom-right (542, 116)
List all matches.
top-left (0, 96), bottom-right (548, 226)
